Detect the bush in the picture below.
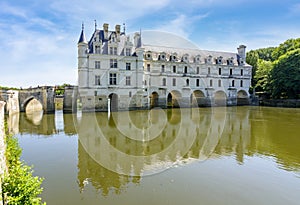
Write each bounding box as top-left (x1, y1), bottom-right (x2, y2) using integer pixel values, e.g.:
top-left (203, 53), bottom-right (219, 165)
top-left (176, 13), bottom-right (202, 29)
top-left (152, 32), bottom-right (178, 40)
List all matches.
top-left (2, 136), bottom-right (45, 205)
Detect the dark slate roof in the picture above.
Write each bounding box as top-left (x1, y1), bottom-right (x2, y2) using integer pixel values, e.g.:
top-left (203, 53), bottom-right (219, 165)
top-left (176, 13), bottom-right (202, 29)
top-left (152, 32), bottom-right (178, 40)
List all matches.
top-left (78, 30), bottom-right (87, 44)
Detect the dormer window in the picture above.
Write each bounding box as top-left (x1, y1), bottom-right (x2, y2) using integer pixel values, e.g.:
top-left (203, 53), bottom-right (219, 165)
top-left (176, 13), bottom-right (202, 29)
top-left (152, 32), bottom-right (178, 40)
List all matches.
top-left (170, 53), bottom-right (177, 62)
top-left (206, 55), bottom-right (212, 64)
top-left (182, 54), bottom-right (189, 63)
top-left (194, 55), bottom-right (201, 63)
top-left (216, 56), bottom-right (223, 64)
top-left (227, 57), bottom-right (234, 65)
top-left (159, 52), bottom-right (166, 61)
top-left (145, 52), bottom-right (152, 60)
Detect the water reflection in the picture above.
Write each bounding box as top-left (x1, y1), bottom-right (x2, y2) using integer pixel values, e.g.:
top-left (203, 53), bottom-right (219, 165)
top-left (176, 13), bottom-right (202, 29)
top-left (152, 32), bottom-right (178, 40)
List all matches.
top-left (7, 107), bottom-right (300, 197)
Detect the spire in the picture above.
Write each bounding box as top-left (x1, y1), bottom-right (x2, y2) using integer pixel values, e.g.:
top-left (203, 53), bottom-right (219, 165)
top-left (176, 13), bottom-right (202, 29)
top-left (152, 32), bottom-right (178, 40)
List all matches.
top-left (94, 20), bottom-right (97, 30)
top-left (78, 22), bottom-right (87, 44)
top-left (123, 23), bottom-right (126, 34)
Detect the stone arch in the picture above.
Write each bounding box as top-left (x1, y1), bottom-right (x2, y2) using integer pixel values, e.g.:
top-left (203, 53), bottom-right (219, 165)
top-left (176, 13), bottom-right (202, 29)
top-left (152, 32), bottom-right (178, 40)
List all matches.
top-left (150, 92), bottom-right (159, 108)
top-left (190, 90), bottom-right (206, 107)
top-left (237, 90), bottom-right (249, 105)
top-left (108, 93), bottom-right (118, 112)
top-left (167, 90), bottom-right (181, 108)
top-left (214, 90), bottom-right (227, 106)
top-left (23, 96), bottom-right (43, 113)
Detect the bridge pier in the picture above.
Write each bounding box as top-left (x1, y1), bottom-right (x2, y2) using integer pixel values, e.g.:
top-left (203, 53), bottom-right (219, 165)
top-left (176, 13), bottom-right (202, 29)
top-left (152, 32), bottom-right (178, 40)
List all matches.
top-left (63, 86), bottom-right (78, 113)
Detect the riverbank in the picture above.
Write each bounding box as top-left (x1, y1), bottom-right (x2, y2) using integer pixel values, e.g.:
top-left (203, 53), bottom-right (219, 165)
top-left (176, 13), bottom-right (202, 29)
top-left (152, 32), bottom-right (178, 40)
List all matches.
top-left (0, 102), bottom-right (7, 205)
top-left (260, 99), bottom-right (300, 108)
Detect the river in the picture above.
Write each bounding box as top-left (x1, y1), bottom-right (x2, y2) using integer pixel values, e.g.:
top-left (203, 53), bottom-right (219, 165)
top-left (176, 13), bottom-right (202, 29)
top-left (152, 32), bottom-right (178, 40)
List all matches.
top-left (6, 106), bottom-right (300, 205)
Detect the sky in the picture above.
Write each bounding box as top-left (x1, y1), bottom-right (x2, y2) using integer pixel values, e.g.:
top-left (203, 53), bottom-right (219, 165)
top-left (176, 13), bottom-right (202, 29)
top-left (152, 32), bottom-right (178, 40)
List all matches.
top-left (0, 0), bottom-right (300, 88)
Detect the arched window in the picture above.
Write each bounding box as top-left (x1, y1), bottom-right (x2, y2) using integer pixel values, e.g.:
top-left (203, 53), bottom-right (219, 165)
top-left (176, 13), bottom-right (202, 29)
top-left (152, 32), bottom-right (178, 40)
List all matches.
top-left (162, 78), bottom-right (166, 86)
top-left (184, 66), bottom-right (188, 74)
top-left (196, 79), bottom-right (200, 87)
top-left (232, 80), bottom-right (235, 87)
top-left (218, 79), bottom-right (221, 87)
top-left (210, 79), bottom-right (213, 87)
top-left (219, 68), bottom-right (222, 75)
top-left (186, 79), bottom-right (189, 86)
top-left (240, 80), bottom-right (243, 87)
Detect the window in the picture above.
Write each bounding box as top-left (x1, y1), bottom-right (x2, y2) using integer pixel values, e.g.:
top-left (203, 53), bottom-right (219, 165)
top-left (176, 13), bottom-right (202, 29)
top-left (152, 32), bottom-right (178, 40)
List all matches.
top-left (95, 75), bottom-right (101, 85)
top-left (126, 48), bottom-right (131, 56)
top-left (218, 79), bottom-right (221, 87)
top-left (161, 65), bottom-right (165, 72)
top-left (184, 66), bottom-right (188, 74)
top-left (230, 69), bottom-right (233, 76)
top-left (129, 91), bottom-right (132, 97)
top-left (210, 79), bottom-right (213, 87)
top-left (95, 61), bottom-right (101, 69)
top-left (208, 67), bottom-right (211, 75)
top-left (126, 62), bottom-right (131, 70)
top-left (109, 73), bottom-right (117, 85)
top-left (197, 67), bottom-right (200, 74)
top-left (95, 46), bottom-right (101, 54)
top-left (219, 68), bottom-right (222, 75)
top-left (241, 69), bottom-right (243, 76)
top-left (109, 47), bottom-right (117, 55)
top-left (196, 79), bottom-right (200, 87)
top-left (147, 64), bottom-right (150, 72)
top-left (126, 76), bottom-right (131, 85)
top-left (232, 80), bottom-right (235, 87)
top-left (186, 79), bottom-right (189, 86)
top-left (173, 65), bottom-right (176, 73)
top-left (162, 78), bottom-right (166, 86)
top-left (172, 78), bottom-right (176, 86)
top-left (240, 80), bottom-right (243, 87)
top-left (110, 59), bottom-right (118, 68)
top-left (144, 80), bottom-right (147, 85)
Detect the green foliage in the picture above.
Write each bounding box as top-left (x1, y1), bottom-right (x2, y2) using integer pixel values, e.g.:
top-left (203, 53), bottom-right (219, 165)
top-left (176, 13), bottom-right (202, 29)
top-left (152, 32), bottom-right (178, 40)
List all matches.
top-left (2, 136), bottom-right (46, 205)
top-left (55, 83), bottom-right (71, 96)
top-left (255, 60), bottom-right (273, 93)
top-left (247, 38), bottom-right (300, 99)
top-left (272, 38), bottom-right (300, 60)
top-left (0, 86), bottom-right (19, 90)
top-left (269, 49), bottom-right (300, 99)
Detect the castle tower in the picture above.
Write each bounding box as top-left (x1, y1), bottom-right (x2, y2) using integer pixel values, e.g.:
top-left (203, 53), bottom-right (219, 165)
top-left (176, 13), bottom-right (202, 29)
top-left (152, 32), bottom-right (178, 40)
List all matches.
top-left (78, 24), bottom-right (89, 88)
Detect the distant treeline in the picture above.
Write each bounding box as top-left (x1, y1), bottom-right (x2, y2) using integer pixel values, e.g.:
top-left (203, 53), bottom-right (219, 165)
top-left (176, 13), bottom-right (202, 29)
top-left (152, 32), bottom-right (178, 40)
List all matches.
top-left (246, 38), bottom-right (300, 99)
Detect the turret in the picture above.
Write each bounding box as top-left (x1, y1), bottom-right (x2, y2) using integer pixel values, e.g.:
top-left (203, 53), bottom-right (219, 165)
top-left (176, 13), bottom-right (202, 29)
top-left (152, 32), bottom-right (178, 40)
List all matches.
top-left (78, 24), bottom-right (89, 88)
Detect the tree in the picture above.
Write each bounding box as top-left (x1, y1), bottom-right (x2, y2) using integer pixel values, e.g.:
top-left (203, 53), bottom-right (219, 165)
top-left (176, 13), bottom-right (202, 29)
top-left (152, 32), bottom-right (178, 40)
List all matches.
top-left (272, 38), bottom-right (300, 60)
top-left (269, 48), bottom-right (300, 99)
top-left (254, 59), bottom-right (273, 93)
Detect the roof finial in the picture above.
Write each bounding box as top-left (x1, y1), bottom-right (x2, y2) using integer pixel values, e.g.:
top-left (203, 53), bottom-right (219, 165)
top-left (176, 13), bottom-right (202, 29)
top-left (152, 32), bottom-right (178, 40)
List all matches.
top-left (123, 23), bottom-right (126, 34)
top-left (82, 22), bottom-right (84, 31)
top-left (94, 20), bottom-right (97, 30)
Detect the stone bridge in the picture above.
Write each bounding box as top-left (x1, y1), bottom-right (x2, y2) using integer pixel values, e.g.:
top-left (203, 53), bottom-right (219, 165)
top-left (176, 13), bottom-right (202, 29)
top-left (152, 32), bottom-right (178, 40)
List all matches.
top-left (0, 86), bottom-right (79, 114)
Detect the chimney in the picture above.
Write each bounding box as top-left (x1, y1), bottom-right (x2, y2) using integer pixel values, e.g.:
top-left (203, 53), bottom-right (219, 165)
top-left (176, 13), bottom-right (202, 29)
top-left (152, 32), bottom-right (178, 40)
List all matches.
top-left (237, 45), bottom-right (246, 59)
top-left (115, 25), bottom-right (121, 34)
top-left (103, 23), bottom-right (109, 39)
top-left (134, 32), bottom-right (141, 48)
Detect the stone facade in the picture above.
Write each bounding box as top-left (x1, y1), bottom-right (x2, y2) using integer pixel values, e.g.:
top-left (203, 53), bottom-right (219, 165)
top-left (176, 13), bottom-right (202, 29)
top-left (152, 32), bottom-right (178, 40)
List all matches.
top-left (78, 23), bottom-right (252, 111)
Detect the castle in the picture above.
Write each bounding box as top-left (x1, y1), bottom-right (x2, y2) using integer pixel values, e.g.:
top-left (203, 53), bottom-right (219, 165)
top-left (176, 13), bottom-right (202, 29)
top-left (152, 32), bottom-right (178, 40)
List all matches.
top-left (77, 23), bottom-right (252, 111)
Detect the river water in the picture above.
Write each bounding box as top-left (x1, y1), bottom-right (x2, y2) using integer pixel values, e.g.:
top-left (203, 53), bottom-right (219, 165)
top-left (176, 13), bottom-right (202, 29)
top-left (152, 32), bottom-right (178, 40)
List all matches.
top-left (6, 106), bottom-right (300, 205)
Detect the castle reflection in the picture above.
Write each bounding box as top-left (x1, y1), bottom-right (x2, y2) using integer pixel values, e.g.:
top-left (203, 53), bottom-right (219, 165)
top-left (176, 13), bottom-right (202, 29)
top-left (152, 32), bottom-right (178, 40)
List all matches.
top-left (7, 107), bottom-right (300, 196)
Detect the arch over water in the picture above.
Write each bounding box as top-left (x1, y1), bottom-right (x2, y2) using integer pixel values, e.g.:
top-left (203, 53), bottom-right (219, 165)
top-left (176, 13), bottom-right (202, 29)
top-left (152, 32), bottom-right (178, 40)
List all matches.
top-left (150, 92), bottom-right (159, 108)
top-left (237, 90), bottom-right (249, 105)
top-left (191, 90), bottom-right (206, 107)
top-left (167, 90), bottom-right (182, 108)
top-left (108, 93), bottom-right (118, 112)
top-left (214, 90), bottom-right (227, 106)
top-left (23, 96), bottom-right (43, 113)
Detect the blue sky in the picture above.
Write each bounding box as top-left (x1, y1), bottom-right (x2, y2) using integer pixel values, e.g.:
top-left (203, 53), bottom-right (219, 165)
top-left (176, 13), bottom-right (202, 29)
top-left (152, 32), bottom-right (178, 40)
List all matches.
top-left (0, 0), bottom-right (300, 87)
